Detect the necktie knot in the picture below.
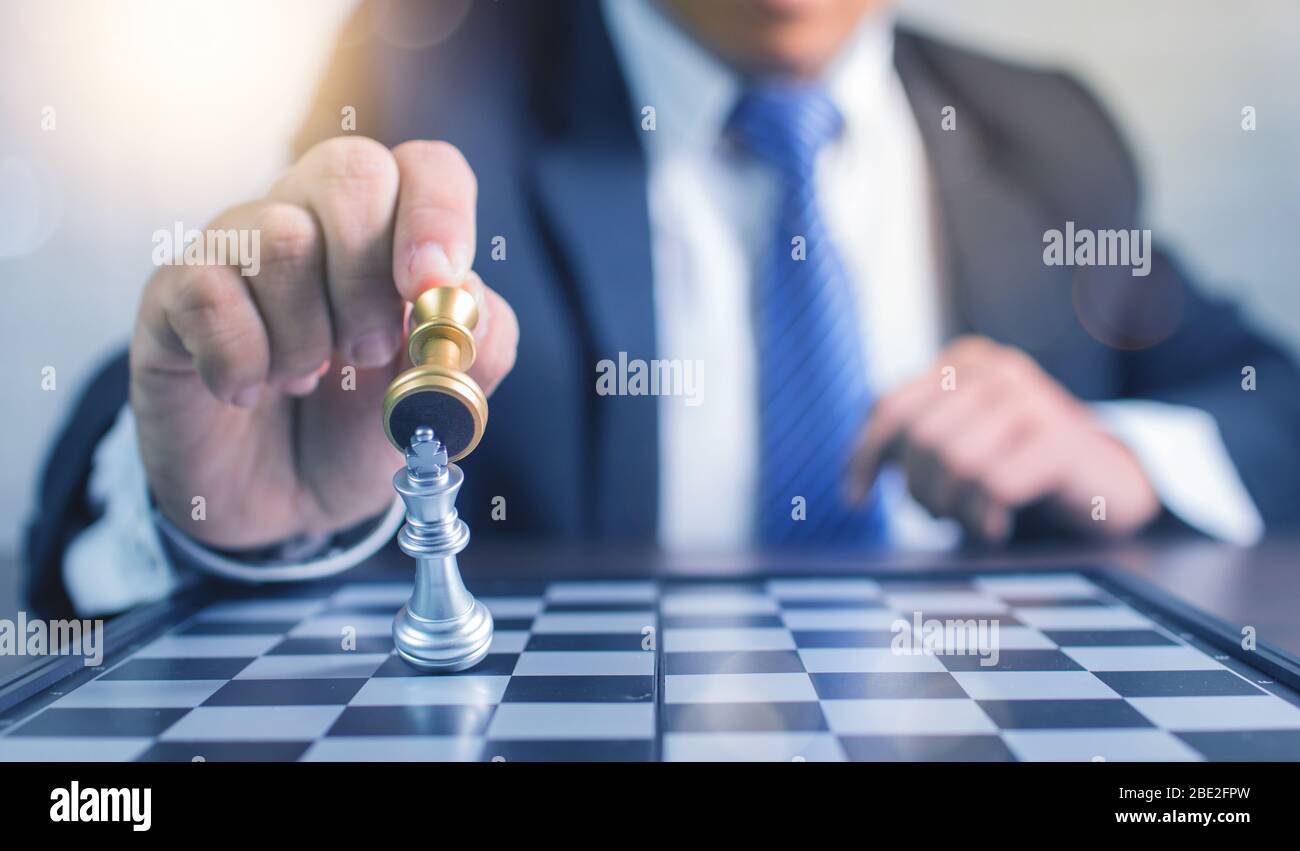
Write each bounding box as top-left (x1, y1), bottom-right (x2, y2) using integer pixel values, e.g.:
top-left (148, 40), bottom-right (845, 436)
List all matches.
top-left (728, 82), bottom-right (843, 177)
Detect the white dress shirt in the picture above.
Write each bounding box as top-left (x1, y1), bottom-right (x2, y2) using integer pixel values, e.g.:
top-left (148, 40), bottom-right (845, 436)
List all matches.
top-left (62, 0), bottom-right (1263, 615)
top-left (603, 0), bottom-right (1261, 551)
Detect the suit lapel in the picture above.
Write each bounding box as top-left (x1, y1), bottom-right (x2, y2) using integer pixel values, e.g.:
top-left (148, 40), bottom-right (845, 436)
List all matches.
top-left (894, 32), bottom-right (1081, 362)
top-left (527, 1), bottom-right (659, 540)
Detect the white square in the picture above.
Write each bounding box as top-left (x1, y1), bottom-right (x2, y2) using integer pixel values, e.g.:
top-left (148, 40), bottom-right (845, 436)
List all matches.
top-left (1003, 729), bottom-right (1203, 762)
top-left (663, 628), bottom-right (795, 652)
top-left (821, 699), bottom-right (996, 735)
top-left (798, 648), bottom-right (947, 673)
top-left (987, 626), bottom-right (1059, 650)
top-left (513, 651), bottom-right (654, 676)
top-left (765, 579), bottom-right (882, 601)
top-left (289, 614), bottom-right (393, 638)
top-left (478, 597), bottom-right (545, 618)
top-left (1013, 607), bottom-right (1151, 630)
top-left (349, 676), bottom-right (509, 706)
top-left (974, 574), bottom-right (1101, 599)
top-left (0, 737), bottom-right (154, 762)
top-left (1128, 696), bottom-right (1300, 731)
top-left (951, 671), bottom-right (1119, 700)
top-left (51, 679), bottom-right (227, 708)
top-left (133, 635), bottom-right (282, 659)
top-left (302, 736), bottom-right (485, 762)
top-left (486, 631), bottom-right (529, 654)
top-left (664, 732), bottom-right (847, 762)
top-left (160, 706), bottom-right (344, 741)
top-left (664, 673), bottom-right (817, 704)
top-left (661, 594), bottom-right (778, 617)
top-left (486, 703), bottom-right (654, 740)
top-left (545, 582), bottom-right (657, 603)
top-left (328, 583), bottom-right (412, 607)
top-left (1062, 646), bottom-right (1224, 672)
top-left (884, 591), bottom-right (1008, 615)
top-left (234, 654), bottom-right (389, 680)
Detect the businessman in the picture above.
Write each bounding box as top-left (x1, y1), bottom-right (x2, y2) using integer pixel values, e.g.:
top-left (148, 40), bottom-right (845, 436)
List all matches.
top-left (26, 0), bottom-right (1300, 618)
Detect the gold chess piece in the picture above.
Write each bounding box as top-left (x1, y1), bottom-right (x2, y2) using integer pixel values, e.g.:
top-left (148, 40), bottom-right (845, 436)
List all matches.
top-left (382, 285), bottom-right (488, 462)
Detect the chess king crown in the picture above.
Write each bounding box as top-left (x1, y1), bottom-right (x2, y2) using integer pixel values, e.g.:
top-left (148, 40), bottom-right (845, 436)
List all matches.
top-left (382, 285), bottom-right (489, 462)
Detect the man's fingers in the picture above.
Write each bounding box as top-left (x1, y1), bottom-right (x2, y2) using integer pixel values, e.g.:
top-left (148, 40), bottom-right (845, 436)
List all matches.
top-left (391, 139), bottom-right (478, 299)
top-left (981, 430), bottom-right (1069, 509)
top-left (464, 273), bottom-right (518, 396)
top-left (847, 380), bottom-right (937, 502)
top-left (846, 336), bottom-right (1007, 501)
top-left (140, 262), bottom-right (270, 407)
top-left (223, 201), bottom-right (331, 394)
top-left (271, 136), bottom-right (403, 369)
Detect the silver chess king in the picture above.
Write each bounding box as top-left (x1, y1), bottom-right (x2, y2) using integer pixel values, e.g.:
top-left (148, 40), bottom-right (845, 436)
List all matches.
top-left (381, 286), bottom-right (493, 672)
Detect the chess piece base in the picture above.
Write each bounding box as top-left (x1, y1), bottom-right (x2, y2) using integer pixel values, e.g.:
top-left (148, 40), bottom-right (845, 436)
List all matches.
top-left (393, 598), bottom-right (494, 672)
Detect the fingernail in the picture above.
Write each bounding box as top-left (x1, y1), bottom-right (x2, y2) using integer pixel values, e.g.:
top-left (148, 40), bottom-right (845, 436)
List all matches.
top-left (232, 386), bottom-right (261, 408)
top-left (409, 242), bottom-right (469, 288)
top-left (281, 372), bottom-right (321, 396)
top-left (348, 329), bottom-right (400, 368)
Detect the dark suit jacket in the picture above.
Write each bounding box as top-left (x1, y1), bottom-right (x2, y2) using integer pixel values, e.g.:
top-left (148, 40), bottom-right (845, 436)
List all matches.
top-left (25, 0), bottom-right (1300, 617)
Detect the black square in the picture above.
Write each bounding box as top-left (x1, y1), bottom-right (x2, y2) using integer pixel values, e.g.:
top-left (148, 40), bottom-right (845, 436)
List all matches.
top-left (662, 614), bottom-right (784, 629)
top-left (839, 734), bottom-right (1015, 762)
top-left (328, 705), bottom-right (493, 737)
top-left (99, 658), bottom-right (255, 681)
top-left (137, 741), bottom-right (311, 762)
top-left (790, 630), bottom-right (896, 648)
top-left (810, 672), bottom-right (965, 700)
top-left (1000, 596), bottom-right (1107, 609)
top-left (1177, 730), bottom-right (1300, 762)
top-left (664, 702), bottom-right (828, 733)
top-left (1094, 670), bottom-right (1264, 698)
top-left (910, 611), bottom-right (1023, 627)
top-left (940, 650), bottom-right (1082, 672)
top-left (371, 653), bottom-right (518, 677)
top-left (779, 598), bottom-right (887, 611)
top-left (492, 618), bottom-right (535, 631)
top-left (543, 602), bottom-right (654, 614)
top-left (176, 621), bottom-right (298, 636)
top-left (667, 651), bottom-right (805, 675)
top-left (202, 678), bottom-right (367, 706)
top-left (1043, 629), bottom-right (1174, 647)
top-left (267, 637), bottom-right (394, 655)
top-left (11, 708), bottom-right (189, 738)
top-left (525, 633), bottom-right (648, 651)
top-left (978, 699), bottom-right (1153, 729)
top-left (500, 676), bottom-right (654, 702)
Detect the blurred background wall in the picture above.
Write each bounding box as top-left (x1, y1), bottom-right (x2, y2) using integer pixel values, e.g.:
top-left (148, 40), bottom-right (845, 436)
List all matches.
top-left (1, 0), bottom-right (1298, 616)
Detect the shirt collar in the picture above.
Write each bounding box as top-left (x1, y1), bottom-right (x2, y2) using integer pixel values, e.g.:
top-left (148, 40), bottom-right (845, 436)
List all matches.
top-left (602, 0), bottom-right (898, 158)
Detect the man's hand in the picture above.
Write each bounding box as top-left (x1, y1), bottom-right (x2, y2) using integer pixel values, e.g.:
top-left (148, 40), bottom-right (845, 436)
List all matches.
top-left (131, 137), bottom-right (518, 549)
top-left (847, 336), bottom-right (1160, 543)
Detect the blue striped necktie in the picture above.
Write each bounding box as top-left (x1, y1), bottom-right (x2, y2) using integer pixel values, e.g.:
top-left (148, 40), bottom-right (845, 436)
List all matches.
top-left (729, 82), bottom-right (886, 548)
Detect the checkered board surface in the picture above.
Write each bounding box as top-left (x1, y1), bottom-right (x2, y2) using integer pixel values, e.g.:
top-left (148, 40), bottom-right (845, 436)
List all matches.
top-left (3, 572), bottom-right (1300, 761)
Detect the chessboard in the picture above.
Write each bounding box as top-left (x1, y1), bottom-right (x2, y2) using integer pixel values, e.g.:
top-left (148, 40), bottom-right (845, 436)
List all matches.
top-left (3, 570), bottom-right (1300, 762)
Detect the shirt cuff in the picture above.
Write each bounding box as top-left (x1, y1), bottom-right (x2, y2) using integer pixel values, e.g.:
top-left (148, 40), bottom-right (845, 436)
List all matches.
top-left (63, 407), bottom-right (184, 617)
top-left (63, 405), bottom-right (403, 617)
top-left (1091, 399), bottom-right (1264, 546)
